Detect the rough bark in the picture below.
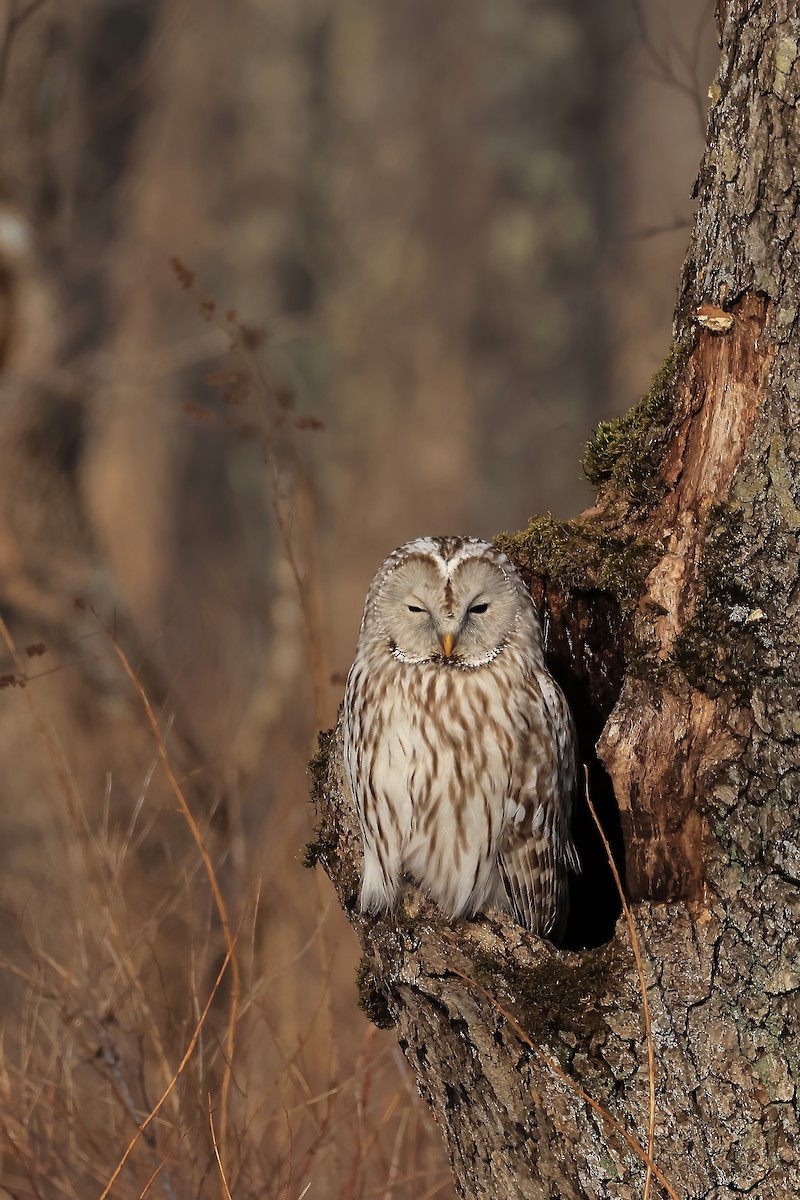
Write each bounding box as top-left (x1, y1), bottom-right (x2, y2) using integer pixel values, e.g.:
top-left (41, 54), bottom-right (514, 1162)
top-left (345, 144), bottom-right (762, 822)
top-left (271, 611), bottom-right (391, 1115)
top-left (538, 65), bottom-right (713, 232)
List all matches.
top-left (309, 4), bottom-right (800, 1197)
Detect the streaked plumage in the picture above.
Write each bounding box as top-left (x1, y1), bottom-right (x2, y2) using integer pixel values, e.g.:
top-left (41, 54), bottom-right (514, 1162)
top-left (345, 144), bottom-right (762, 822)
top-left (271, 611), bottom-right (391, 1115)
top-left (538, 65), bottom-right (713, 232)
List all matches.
top-left (343, 536), bottom-right (579, 940)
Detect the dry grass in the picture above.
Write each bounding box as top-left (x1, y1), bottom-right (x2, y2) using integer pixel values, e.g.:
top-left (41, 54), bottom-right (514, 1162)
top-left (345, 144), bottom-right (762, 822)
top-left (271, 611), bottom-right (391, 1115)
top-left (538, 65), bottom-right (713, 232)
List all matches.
top-left (0, 267), bottom-right (457, 1199)
top-left (0, 289), bottom-right (669, 1197)
top-left (0, 305), bottom-right (674, 1198)
top-left (0, 259), bottom-right (667, 1200)
top-left (0, 647), bottom-right (456, 1199)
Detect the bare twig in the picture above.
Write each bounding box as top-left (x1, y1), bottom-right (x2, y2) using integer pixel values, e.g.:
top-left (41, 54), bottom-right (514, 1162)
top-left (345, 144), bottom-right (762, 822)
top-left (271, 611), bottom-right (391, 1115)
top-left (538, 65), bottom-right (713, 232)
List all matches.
top-left (138, 1123), bottom-right (197, 1198)
top-left (242, 344), bottom-right (329, 735)
top-left (617, 216), bottom-right (692, 242)
top-left (630, 0), bottom-right (711, 137)
top-left (208, 1093), bottom-right (235, 1200)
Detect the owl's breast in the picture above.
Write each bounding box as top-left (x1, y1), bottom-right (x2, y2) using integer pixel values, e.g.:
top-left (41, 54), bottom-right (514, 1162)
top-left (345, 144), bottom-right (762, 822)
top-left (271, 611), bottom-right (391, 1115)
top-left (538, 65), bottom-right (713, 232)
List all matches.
top-left (371, 659), bottom-right (521, 798)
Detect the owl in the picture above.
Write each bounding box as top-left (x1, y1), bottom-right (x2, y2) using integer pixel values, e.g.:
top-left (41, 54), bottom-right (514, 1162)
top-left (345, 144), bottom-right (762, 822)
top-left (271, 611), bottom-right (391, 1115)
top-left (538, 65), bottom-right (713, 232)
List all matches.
top-left (343, 536), bottom-right (580, 941)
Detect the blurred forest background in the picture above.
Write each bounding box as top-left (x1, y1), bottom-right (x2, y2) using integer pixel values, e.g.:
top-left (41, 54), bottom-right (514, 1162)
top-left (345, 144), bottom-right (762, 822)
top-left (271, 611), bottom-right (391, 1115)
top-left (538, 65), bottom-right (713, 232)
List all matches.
top-left (0, 1), bottom-right (716, 1196)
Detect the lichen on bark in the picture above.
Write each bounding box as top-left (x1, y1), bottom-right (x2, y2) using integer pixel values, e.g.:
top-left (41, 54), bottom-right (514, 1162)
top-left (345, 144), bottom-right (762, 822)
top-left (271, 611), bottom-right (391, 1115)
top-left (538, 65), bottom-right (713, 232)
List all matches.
top-left (669, 502), bottom-right (765, 697)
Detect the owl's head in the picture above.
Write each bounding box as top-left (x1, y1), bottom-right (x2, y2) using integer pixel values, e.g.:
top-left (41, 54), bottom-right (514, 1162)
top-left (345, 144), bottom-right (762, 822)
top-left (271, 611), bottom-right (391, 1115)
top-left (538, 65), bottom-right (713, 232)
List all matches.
top-left (365, 536), bottom-right (538, 669)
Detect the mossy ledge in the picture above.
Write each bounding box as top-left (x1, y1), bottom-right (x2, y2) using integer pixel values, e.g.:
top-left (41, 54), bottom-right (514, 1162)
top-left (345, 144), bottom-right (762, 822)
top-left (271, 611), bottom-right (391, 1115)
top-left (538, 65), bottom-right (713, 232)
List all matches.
top-left (495, 515), bottom-right (657, 602)
top-left (471, 939), bottom-right (630, 1051)
top-left (301, 727), bottom-right (336, 869)
top-left (582, 336), bottom-right (692, 503)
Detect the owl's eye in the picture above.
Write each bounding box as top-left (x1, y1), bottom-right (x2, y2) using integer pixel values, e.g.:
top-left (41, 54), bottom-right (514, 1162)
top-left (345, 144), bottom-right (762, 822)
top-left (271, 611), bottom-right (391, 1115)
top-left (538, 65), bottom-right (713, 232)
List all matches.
top-left (469, 602), bottom-right (489, 615)
top-left (407, 604), bottom-right (425, 613)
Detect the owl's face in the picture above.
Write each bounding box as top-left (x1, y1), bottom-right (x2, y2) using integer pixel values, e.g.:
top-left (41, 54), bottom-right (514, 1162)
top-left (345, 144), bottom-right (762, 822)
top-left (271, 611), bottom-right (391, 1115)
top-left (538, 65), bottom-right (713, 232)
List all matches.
top-left (370, 539), bottom-right (524, 668)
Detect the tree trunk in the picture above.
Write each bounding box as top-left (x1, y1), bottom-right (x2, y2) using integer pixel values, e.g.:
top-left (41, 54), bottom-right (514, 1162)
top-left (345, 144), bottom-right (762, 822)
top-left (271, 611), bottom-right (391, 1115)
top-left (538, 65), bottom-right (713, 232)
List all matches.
top-left (309, 3), bottom-right (800, 1196)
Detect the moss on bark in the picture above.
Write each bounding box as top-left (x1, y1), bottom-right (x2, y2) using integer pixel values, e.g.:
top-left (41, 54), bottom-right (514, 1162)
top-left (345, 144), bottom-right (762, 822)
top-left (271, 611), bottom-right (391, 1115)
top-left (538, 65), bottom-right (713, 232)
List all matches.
top-left (302, 726), bottom-right (337, 868)
top-left (495, 515), bottom-right (657, 602)
top-left (582, 337), bottom-right (693, 503)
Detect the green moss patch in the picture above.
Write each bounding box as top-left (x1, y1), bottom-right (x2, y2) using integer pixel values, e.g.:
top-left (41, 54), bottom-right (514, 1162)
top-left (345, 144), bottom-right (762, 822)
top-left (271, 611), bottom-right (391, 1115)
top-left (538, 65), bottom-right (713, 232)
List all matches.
top-left (582, 338), bottom-right (691, 504)
top-left (472, 940), bottom-right (629, 1049)
top-left (495, 515), bottom-right (657, 602)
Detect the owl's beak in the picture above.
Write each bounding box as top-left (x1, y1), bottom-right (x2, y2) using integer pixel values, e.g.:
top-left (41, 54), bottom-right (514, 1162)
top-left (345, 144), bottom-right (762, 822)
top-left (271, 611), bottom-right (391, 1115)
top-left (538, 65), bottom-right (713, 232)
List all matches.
top-left (441, 632), bottom-right (455, 657)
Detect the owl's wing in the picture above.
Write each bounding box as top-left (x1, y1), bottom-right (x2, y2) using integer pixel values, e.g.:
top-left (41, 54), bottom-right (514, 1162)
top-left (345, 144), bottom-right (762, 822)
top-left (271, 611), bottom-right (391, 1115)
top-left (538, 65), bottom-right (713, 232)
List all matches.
top-left (497, 672), bottom-right (580, 940)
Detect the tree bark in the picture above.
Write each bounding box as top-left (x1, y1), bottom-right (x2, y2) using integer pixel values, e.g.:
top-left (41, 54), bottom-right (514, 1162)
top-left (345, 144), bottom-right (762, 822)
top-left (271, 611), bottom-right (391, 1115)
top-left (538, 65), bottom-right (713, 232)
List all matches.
top-left (309, 3), bottom-right (800, 1196)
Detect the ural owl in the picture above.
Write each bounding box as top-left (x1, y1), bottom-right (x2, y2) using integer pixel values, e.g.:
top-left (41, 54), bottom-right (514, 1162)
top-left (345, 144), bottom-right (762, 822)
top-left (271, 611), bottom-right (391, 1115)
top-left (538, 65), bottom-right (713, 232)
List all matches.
top-left (343, 536), bottom-right (579, 940)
